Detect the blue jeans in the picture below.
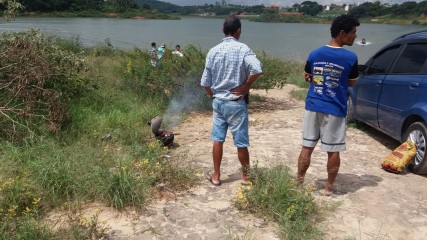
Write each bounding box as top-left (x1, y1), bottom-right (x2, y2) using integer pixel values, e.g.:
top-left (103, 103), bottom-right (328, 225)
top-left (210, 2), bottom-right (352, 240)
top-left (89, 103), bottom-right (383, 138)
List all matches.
top-left (211, 98), bottom-right (249, 148)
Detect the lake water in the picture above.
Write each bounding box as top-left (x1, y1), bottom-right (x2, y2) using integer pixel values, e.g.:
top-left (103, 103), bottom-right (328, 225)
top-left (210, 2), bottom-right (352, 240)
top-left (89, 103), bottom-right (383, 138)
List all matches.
top-left (1, 16), bottom-right (426, 63)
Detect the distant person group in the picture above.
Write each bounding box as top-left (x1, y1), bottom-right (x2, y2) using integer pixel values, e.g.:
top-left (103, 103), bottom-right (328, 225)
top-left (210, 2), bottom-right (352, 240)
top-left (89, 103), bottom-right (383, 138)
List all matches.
top-left (148, 42), bottom-right (183, 67)
top-left (201, 14), bottom-right (360, 196)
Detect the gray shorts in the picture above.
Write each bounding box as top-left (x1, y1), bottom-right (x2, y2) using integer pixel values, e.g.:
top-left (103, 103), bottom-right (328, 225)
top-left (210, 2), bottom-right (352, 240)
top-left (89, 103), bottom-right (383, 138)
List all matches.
top-left (302, 110), bottom-right (346, 152)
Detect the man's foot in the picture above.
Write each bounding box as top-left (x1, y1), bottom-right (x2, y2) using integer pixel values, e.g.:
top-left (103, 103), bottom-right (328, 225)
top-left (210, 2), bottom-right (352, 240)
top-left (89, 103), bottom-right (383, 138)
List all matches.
top-left (241, 179), bottom-right (253, 186)
top-left (206, 175), bottom-right (221, 186)
top-left (296, 176), bottom-right (304, 187)
top-left (319, 187), bottom-right (334, 196)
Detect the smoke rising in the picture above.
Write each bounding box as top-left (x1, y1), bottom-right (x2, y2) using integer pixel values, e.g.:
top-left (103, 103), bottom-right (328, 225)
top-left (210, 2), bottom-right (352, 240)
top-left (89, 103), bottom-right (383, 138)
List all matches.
top-left (162, 79), bottom-right (208, 128)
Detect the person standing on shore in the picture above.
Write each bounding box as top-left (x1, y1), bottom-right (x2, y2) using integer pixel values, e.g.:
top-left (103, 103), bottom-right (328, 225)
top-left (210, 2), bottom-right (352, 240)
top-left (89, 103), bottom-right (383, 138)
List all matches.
top-left (201, 15), bottom-right (262, 186)
top-left (157, 43), bottom-right (166, 61)
top-left (148, 42), bottom-right (158, 67)
top-left (297, 14), bottom-right (360, 196)
top-left (172, 44), bottom-right (184, 57)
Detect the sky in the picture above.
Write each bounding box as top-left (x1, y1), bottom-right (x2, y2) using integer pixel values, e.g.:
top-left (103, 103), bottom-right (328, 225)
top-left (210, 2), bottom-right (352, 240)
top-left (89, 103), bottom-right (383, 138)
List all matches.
top-left (162, 0), bottom-right (420, 7)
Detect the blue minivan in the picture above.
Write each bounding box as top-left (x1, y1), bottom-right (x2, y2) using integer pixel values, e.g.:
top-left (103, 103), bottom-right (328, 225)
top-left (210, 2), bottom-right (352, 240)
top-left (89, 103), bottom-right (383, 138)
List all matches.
top-left (348, 29), bottom-right (427, 174)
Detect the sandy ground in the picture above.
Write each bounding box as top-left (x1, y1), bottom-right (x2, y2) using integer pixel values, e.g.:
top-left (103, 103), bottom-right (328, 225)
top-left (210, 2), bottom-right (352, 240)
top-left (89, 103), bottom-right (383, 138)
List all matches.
top-left (58, 84), bottom-right (427, 240)
top-left (167, 85), bottom-right (427, 239)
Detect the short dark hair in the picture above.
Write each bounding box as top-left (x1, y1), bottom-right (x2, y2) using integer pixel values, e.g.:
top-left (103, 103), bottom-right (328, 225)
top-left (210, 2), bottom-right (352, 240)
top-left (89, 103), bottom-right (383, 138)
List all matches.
top-left (223, 15), bottom-right (241, 36)
top-left (330, 14), bottom-right (360, 38)
top-left (151, 42), bottom-right (156, 47)
top-left (175, 44), bottom-right (180, 48)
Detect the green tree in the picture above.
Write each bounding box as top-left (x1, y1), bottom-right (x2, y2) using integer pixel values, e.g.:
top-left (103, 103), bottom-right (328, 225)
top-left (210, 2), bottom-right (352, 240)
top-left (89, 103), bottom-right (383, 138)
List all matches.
top-left (245, 5), bottom-right (264, 15)
top-left (259, 8), bottom-right (279, 21)
top-left (393, 1), bottom-right (418, 16)
top-left (69, 0), bottom-right (104, 11)
top-left (19, 0), bottom-right (72, 12)
top-left (107, 0), bottom-right (137, 12)
top-left (418, 1), bottom-right (427, 15)
top-left (0, 0), bottom-right (23, 22)
top-left (349, 1), bottom-right (386, 18)
top-left (300, 1), bottom-right (323, 16)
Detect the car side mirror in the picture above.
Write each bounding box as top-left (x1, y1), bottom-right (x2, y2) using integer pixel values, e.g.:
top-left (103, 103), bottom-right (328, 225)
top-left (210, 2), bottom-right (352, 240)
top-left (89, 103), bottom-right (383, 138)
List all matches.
top-left (358, 64), bottom-right (368, 76)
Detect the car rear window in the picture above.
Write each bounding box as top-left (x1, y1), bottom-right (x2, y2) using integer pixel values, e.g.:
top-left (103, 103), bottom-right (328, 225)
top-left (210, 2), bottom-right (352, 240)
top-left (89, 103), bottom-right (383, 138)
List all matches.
top-left (392, 43), bottom-right (427, 74)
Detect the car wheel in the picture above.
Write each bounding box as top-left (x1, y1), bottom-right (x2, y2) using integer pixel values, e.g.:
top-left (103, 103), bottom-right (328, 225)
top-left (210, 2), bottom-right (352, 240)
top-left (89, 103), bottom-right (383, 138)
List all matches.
top-left (347, 96), bottom-right (355, 123)
top-left (404, 122), bottom-right (427, 174)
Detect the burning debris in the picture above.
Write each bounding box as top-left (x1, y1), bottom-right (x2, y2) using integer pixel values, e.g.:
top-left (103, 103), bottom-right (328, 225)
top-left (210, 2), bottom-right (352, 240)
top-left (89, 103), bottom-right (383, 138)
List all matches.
top-left (148, 116), bottom-right (174, 147)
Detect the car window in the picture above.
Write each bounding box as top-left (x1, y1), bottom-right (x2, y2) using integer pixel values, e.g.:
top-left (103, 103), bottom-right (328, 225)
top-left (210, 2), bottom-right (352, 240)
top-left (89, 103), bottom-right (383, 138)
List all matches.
top-left (367, 45), bottom-right (401, 75)
top-left (392, 43), bottom-right (427, 74)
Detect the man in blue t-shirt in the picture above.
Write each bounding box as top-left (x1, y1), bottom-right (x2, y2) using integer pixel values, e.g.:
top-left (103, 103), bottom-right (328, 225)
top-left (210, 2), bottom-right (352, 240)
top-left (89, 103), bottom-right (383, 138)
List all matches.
top-left (297, 14), bottom-right (360, 196)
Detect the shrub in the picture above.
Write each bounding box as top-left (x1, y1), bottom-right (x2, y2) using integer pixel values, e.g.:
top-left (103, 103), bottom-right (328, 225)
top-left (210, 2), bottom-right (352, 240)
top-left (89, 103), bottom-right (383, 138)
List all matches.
top-left (236, 165), bottom-right (323, 239)
top-left (0, 29), bottom-right (91, 143)
top-left (0, 0), bottom-right (23, 23)
top-left (255, 52), bottom-right (291, 89)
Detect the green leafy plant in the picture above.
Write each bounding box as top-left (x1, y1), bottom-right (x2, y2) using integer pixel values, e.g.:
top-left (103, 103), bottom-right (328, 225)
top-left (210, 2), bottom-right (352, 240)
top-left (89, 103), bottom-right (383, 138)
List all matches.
top-left (0, 29), bottom-right (91, 143)
top-left (0, 0), bottom-right (23, 23)
top-left (235, 165), bottom-right (323, 240)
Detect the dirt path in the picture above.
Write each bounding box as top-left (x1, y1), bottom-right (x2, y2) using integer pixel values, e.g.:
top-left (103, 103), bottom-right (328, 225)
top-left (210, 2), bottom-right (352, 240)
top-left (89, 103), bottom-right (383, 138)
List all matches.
top-left (96, 85), bottom-right (427, 240)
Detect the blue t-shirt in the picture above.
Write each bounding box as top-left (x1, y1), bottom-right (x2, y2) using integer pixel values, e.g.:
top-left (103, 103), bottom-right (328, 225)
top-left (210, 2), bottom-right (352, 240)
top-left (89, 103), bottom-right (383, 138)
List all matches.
top-left (305, 45), bottom-right (358, 117)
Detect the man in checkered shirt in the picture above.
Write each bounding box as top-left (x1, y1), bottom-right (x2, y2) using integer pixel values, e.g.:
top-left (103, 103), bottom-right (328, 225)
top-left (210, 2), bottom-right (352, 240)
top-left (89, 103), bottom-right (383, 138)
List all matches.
top-left (201, 15), bottom-right (262, 186)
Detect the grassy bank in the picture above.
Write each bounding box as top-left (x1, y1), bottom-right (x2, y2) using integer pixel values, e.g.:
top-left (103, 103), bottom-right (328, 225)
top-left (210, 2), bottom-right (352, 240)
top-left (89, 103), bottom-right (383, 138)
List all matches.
top-left (252, 12), bottom-right (427, 25)
top-left (359, 14), bottom-right (427, 25)
top-left (0, 30), bottom-right (312, 239)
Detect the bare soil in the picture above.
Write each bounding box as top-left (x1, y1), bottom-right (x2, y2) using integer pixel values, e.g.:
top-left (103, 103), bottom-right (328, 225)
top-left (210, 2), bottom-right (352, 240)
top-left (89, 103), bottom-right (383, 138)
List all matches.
top-left (58, 84), bottom-right (427, 240)
top-left (168, 85), bottom-right (427, 239)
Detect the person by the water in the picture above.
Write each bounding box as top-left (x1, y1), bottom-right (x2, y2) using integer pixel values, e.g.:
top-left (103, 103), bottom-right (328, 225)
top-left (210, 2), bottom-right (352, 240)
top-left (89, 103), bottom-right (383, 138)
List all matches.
top-left (200, 15), bottom-right (262, 186)
top-left (148, 42), bottom-right (158, 67)
top-left (297, 14), bottom-right (360, 196)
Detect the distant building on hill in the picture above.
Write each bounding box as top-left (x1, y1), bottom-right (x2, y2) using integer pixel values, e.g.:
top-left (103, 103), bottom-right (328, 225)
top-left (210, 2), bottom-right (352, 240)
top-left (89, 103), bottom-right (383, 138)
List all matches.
top-left (324, 4), bottom-right (351, 12)
top-left (215, 0), bottom-right (227, 6)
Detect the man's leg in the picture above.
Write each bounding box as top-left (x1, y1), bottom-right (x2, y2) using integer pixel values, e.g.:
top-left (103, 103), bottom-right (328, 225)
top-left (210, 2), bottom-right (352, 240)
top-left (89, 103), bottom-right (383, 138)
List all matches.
top-left (325, 151), bottom-right (340, 195)
top-left (297, 146), bottom-right (314, 184)
top-left (212, 141), bottom-right (223, 184)
top-left (237, 147), bottom-right (250, 183)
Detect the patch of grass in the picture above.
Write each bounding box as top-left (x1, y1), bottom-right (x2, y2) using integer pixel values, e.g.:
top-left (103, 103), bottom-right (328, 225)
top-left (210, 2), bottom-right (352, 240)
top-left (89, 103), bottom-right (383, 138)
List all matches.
top-left (284, 60), bottom-right (308, 89)
top-left (0, 218), bottom-right (53, 240)
top-left (235, 165), bottom-right (324, 240)
top-left (249, 93), bottom-right (268, 103)
top-left (290, 89), bottom-right (308, 101)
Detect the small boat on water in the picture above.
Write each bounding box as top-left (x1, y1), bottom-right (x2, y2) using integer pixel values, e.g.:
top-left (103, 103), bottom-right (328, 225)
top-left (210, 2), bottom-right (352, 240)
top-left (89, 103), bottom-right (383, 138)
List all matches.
top-left (356, 38), bottom-right (371, 46)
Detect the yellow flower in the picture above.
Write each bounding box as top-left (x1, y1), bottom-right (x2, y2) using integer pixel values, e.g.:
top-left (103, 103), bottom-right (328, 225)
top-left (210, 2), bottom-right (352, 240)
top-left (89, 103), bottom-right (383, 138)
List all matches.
top-left (32, 197), bottom-right (41, 206)
top-left (155, 162), bottom-right (161, 170)
top-left (7, 205), bottom-right (18, 218)
top-left (23, 207), bottom-right (31, 216)
top-left (80, 215), bottom-right (89, 225)
top-left (286, 204), bottom-right (296, 218)
top-left (234, 186), bottom-right (249, 208)
top-left (127, 60), bottom-right (132, 73)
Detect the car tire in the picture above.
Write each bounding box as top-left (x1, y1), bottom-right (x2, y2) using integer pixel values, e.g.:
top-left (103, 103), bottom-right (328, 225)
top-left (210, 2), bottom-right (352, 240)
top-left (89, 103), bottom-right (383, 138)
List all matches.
top-left (347, 96), bottom-right (355, 123)
top-left (404, 122), bottom-right (427, 175)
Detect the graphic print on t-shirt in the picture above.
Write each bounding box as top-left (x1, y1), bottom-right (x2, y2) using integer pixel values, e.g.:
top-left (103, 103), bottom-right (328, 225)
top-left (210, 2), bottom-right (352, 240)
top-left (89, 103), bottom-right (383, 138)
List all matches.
top-left (312, 61), bottom-right (345, 96)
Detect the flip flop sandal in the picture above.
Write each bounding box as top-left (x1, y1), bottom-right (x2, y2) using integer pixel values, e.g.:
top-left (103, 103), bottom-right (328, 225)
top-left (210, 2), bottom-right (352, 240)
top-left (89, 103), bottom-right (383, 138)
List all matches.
top-left (206, 175), bottom-right (221, 186)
